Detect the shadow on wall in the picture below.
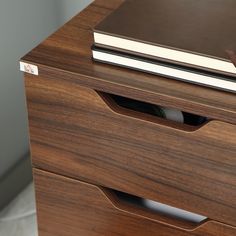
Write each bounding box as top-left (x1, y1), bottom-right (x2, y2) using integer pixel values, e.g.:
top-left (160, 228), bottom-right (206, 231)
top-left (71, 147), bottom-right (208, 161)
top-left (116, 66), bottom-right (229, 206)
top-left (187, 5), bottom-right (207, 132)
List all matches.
top-left (57, 0), bottom-right (93, 23)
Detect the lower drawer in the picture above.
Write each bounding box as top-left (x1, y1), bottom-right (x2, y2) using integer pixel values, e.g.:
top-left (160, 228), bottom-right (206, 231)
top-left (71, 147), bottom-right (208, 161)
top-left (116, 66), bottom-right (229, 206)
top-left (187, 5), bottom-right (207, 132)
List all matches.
top-left (34, 169), bottom-right (236, 236)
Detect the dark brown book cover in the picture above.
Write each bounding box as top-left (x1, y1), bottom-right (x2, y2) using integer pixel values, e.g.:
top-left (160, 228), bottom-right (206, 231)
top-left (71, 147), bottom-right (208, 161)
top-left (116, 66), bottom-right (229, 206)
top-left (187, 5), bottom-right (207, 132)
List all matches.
top-left (94, 0), bottom-right (236, 75)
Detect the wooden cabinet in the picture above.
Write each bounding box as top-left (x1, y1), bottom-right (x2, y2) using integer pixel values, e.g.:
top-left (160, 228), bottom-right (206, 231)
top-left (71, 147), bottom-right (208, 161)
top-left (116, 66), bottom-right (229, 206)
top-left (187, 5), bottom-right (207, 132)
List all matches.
top-left (22, 0), bottom-right (236, 235)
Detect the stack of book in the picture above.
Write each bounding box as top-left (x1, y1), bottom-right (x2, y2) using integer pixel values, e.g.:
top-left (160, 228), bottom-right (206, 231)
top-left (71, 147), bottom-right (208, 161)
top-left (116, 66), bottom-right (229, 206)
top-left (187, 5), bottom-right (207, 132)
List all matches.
top-left (92, 0), bottom-right (236, 93)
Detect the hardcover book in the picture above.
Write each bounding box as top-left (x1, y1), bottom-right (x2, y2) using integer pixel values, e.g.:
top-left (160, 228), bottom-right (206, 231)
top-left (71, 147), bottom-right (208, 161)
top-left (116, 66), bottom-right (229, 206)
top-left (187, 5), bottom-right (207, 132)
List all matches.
top-left (94, 0), bottom-right (236, 77)
top-left (92, 46), bottom-right (236, 93)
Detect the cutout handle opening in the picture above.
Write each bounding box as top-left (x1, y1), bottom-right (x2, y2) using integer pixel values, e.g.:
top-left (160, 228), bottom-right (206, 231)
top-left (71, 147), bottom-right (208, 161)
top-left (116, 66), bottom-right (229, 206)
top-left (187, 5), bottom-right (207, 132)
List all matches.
top-left (97, 92), bottom-right (210, 132)
top-left (101, 188), bottom-right (208, 231)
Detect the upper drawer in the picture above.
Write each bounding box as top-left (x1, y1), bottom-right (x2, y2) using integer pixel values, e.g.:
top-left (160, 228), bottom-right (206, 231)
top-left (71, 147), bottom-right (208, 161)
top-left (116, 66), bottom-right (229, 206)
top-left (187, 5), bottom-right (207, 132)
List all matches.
top-left (25, 73), bottom-right (236, 226)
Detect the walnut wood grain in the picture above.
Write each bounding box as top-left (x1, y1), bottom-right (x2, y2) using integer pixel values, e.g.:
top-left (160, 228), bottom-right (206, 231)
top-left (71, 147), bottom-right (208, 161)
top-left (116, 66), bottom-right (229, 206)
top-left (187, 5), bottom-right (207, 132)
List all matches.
top-left (34, 168), bottom-right (236, 236)
top-left (25, 72), bottom-right (236, 226)
top-left (22, 0), bottom-right (236, 234)
top-left (21, 0), bottom-right (236, 124)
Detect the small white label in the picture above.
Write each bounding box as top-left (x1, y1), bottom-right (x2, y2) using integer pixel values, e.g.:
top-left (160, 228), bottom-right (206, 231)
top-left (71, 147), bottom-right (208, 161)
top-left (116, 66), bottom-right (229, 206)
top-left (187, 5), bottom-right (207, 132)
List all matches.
top-left (20, 62), bottom-right (39, 75)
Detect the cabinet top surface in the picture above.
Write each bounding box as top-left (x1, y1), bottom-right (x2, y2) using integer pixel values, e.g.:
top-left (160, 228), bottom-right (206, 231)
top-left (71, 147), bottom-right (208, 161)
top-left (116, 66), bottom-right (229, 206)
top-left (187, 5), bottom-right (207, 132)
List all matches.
top-left (22, 0), bottom-right (236, 123)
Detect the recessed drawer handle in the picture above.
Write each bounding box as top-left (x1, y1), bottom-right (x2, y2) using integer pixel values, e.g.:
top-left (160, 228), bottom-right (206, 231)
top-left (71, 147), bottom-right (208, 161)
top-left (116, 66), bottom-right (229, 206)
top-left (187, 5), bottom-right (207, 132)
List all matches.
top-left (97, 91), bottom-right (210, 132)
top-left (101, 187), bottom-right (208, 231)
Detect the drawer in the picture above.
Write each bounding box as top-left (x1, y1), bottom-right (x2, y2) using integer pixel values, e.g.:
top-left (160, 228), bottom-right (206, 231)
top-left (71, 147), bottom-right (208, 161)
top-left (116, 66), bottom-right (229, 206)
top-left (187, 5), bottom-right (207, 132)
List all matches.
top-left (25, 73), bottom-right (236, 226)
top-left (34, 168), bottom-right (236, 236)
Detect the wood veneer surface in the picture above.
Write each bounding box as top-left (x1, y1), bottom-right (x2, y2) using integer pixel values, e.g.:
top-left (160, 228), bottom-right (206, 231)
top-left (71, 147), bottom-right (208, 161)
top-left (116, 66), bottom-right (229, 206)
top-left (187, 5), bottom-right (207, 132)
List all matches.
top-left (25, 73), bottom-right (236, 226)
top-left (22, 0), bottom-right (236, 234)
top-left (21, 0), bottom-right (236, 124)
top-left (34, 169), bottom-right (236, 236)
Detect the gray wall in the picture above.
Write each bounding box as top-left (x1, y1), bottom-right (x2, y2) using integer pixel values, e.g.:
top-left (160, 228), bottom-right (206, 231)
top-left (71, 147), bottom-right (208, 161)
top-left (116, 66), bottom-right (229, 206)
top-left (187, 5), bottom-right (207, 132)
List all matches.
top-left (0, 0), bottom-right (92, 177)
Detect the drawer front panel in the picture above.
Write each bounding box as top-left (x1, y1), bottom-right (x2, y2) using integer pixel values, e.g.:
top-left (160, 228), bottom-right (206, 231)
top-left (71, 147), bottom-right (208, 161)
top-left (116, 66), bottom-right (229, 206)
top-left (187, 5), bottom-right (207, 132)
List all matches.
top-left (34, 169), bottom-right (236, 236)
top-left (26, 73), bottom-right (236, 226)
